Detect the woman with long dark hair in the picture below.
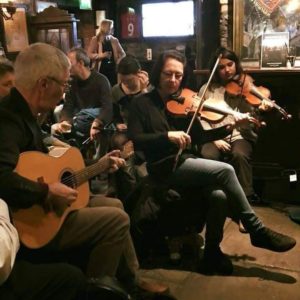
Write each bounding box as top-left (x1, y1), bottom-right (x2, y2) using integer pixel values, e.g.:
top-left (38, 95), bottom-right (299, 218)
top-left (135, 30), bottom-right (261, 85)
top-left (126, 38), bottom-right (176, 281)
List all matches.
top-left (199, 47), bottom-right (273, 209)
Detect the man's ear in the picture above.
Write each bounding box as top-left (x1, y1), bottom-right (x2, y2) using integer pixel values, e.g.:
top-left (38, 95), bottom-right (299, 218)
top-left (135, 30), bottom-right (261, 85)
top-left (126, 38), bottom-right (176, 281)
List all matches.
top-left (37, 77), bottom-right (48, 90)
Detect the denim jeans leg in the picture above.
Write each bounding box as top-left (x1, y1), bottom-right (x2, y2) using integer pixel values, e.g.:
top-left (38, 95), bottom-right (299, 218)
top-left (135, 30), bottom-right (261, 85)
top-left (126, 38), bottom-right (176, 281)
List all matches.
top-left (169, 158), bottom-right (264, 234)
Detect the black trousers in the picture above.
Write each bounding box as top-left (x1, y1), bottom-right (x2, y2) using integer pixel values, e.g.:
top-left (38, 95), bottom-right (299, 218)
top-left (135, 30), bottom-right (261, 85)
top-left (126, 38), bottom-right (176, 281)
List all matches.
top-left (0, 260), bottom-right (86, 300)
top-left (201, 139), bottom-right (254, 197)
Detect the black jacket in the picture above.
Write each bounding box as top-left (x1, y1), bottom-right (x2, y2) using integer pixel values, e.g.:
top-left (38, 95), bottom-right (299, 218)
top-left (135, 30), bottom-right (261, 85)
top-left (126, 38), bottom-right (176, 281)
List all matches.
top-left (0, 88), bottom-right (48, 208)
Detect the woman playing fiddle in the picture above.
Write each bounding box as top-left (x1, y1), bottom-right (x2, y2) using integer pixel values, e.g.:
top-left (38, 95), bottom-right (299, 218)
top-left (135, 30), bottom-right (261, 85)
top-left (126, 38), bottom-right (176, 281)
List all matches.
top-left (128, 49), bottom-right (295, 276)
top-left (199, 47), bottom-right (273, 208)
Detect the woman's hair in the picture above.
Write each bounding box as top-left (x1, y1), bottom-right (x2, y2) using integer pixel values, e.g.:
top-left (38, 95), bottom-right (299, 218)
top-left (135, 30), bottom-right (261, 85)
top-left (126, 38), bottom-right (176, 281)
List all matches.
top-left (14, 43), bottom-right (70, 90)
top-left (117, 55), bottom-right (141, 75)
top-left (69, 47), bottom-right (91, 67)
top-left (209, 47), bottom-right (243, 85)
top-left (98, 19), bottom-right (114, 36)
top-left (150, 50), bottom-right (187, 89)
top-left (0, 58), bottom-right (14, 78)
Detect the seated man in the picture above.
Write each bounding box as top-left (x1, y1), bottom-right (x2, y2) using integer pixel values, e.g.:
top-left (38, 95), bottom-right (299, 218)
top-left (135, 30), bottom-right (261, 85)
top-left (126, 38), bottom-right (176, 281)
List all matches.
top-left (0, 43), bottom-right (168, 298)
top-left (0, 57), bottom-right (69, 149)
top-left (52, 47), bottom-right (113, 151)
top-left (128, 49), bottom-right (296, 276)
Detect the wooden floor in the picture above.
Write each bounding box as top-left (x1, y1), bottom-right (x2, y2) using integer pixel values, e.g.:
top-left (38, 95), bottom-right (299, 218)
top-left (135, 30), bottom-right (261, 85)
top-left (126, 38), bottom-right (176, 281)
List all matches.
top-left (138, 205), bottom-right (300, 300)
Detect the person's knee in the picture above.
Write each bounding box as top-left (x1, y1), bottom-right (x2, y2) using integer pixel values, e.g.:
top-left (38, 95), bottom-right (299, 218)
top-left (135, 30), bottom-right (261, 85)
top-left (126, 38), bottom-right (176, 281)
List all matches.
top-left (55, 264), bottom-right (87, 298)
top-left (201, 149), bottom-right (220, 160)
top-left (119, 209), bottom-right (130, 226)
top-left (90, 195), bottom-right (124, 210)
top-left (58, 264), bottom-right (86, 284)
top-left (112, 208), bottom-right (130, 232)
top-left (202, 153), bottom-right (220, 161)
top-left (209, 190), bottom-right (228, 210)
top-left (108, 197), bottom-right (124, 210)
top-left (231, 151), bottom-right (249, 162)
top-left (222, 162), bottom-right (235, 176)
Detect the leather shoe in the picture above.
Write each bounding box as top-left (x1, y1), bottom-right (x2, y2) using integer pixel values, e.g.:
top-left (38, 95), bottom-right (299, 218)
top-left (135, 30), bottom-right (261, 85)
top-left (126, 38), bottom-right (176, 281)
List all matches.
top-left (198, 247), bottom-right (233, 275)
top-left (138, 279), bottom-right (169, 294)
top-left (131, 284), bottom-right (176, 300)
top-left (251, 227), bottom-right (296, 252)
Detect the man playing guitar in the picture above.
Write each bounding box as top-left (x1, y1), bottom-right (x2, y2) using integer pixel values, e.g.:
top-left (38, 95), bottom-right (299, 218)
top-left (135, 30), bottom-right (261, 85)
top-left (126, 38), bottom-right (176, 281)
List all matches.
top-left (0, 43), bottom-right (166, 298)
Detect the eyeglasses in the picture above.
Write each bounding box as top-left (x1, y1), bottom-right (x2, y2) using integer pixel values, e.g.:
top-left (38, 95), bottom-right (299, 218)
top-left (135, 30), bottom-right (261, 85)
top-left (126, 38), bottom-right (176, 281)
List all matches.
top-left (47, 76), bottom-right (71, 91)
top-left (161, 71), bottom-right (183, 80)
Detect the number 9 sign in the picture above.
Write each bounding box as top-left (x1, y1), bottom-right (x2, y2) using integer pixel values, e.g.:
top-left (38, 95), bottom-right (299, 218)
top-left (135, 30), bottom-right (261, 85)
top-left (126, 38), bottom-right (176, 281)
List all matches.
top-left (121, 12), bottom-right (140, 39)
top-left (128, 22), bottom-right (134, 37)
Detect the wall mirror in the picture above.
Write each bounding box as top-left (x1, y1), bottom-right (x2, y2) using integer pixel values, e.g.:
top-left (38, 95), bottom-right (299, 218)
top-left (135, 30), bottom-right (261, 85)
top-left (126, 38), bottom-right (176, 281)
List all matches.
top-left (233, 0), bottom-right (300, 66)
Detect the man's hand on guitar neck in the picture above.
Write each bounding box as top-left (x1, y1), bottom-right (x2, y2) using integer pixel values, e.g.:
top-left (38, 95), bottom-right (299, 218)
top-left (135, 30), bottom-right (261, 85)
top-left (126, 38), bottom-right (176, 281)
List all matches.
top-left (41, 150), bottom-right (124, 215)
top-left (102, 150), bottom-right (125, 173)
top-left (44, 182), bottom-right (78, 216)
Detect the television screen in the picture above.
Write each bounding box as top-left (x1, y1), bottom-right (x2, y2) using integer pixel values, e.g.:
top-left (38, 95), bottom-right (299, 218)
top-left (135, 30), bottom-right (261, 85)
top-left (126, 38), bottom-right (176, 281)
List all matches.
top-left (142, 1), bottom-right (194, 37)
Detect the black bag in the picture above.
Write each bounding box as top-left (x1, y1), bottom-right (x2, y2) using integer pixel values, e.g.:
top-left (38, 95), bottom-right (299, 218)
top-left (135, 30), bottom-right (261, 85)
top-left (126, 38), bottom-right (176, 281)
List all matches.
top-left (86, 276), bottom-right (131, 300)
top-left (73, 108), bottom-right (100, 137)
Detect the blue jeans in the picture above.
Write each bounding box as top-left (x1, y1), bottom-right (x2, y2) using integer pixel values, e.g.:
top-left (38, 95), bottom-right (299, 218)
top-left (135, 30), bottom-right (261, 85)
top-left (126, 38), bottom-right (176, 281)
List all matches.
top-left (168, 158), bottom-right (264, 247)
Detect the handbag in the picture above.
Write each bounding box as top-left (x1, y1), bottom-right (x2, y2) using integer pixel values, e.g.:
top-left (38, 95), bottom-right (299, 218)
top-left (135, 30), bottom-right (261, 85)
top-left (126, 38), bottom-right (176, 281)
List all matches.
top-left (73, 108), bottom-right (100, 137)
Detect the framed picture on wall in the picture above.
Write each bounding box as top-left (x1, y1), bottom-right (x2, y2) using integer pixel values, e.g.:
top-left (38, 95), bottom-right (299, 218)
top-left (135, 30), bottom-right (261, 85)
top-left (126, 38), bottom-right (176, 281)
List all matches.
top-left (260, 32), bottom-right (289, 68)
top-left (233, 0), bottom-right (300, 65)
top-left (3, 7), bottom-right (29, 53)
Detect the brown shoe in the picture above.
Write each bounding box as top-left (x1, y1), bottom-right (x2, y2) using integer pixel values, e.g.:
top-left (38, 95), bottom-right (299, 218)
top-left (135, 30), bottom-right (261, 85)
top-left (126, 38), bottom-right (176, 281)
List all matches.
top-left (138, 279), bottom-right (169, 294)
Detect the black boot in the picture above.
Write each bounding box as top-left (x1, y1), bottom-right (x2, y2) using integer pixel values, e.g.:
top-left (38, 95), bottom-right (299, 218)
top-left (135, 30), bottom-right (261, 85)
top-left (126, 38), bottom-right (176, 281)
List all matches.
top-left (251, 227), bottom-right (296, 252)
top-left (198, 247), bottom-right (233, 275)
top-left (247, 194), bottom-right (268, 206)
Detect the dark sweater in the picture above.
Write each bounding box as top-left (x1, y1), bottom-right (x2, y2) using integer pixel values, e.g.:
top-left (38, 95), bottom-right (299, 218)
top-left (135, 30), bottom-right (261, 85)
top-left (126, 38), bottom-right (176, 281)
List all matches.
top-left (60, 70), bottom-right (113, 126)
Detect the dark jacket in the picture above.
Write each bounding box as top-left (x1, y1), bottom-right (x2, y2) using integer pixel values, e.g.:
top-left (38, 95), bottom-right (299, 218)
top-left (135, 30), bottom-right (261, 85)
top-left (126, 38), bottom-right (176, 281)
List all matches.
top-left (0, 88), bottom-right (48, 209)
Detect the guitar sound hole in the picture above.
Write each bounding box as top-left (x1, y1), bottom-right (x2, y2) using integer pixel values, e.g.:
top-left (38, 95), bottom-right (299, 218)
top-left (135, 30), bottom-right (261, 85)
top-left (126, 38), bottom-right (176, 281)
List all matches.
top-left (61, 171), bottom-right (76, 188)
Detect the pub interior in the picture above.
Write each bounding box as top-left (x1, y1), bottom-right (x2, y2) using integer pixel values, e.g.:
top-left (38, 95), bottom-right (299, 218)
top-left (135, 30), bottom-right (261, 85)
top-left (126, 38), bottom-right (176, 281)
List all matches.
top-left (0, 0), bottom-right (300, 299)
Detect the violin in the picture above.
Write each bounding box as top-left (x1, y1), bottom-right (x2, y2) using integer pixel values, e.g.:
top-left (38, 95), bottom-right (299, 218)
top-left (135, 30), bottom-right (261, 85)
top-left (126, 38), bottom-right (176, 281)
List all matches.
top-left (225, 74), bottom-right (291, 120)
top-left (167, 88), bottom-right (262, 127)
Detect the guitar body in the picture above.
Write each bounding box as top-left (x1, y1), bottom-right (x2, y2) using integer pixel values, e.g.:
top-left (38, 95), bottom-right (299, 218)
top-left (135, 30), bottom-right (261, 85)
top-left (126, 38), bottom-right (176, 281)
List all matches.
top-left (13, 147), bottom-right (90, 249)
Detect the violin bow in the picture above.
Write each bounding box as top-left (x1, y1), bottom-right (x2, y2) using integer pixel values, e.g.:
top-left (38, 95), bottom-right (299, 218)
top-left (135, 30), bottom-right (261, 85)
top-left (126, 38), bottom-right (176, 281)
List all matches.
top-left (172, 54), bottom-right (223, 171)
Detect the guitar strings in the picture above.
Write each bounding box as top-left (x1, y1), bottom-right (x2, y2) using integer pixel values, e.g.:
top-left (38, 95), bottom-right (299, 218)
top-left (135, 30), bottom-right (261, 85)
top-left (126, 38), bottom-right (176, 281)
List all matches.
top-left (60, 163), bottom-right (104, 188)
top-left (60, 145), bottom-right (134, 187)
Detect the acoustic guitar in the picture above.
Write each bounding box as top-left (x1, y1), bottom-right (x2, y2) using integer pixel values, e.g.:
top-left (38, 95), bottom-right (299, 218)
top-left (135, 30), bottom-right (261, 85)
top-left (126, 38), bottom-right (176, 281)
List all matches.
top-left (12, 144), bottom-right (133, 249)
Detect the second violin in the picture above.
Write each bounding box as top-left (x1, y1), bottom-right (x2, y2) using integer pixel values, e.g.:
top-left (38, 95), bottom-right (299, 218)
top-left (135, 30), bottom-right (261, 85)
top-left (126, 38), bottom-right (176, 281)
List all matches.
top-left (225, 73), bottom-right (291, 120)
